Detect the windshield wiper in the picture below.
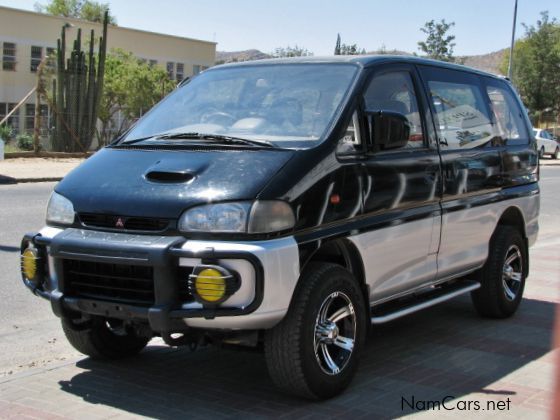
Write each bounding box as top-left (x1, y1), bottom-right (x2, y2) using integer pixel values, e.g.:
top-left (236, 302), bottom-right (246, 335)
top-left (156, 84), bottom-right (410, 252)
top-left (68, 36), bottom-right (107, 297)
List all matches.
top-left (155, 132), bottom-right (276, 148)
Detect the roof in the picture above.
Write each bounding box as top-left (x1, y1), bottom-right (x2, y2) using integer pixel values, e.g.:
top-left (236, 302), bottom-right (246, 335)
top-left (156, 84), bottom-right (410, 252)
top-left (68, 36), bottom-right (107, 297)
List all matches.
top-left (213, 54), bottom-right (502, 79)
top-left (0, 5), bottom-right (216, 46)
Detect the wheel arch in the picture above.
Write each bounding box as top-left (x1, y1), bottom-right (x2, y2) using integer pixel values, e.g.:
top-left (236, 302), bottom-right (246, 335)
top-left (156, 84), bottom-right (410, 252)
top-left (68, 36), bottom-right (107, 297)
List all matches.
top-left (301, 239), bottom-right (369, 312)
top-left (497, 205), bottom-right (527, 239)
top-left (494, 205), bottom-right (529, 276)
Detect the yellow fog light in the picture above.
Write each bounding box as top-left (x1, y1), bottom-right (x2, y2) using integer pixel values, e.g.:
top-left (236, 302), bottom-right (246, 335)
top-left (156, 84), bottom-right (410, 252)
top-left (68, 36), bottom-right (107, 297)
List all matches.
top-left (21, 247), bottom-right (39, 282)
top-left (188, 265), bottom-right (239, 305)
top-left (195, 268), bottom-right (226, 302)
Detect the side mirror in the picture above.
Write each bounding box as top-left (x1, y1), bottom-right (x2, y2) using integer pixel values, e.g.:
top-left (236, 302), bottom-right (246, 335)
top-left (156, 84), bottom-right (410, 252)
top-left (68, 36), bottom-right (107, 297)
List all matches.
top-left (365, 110), bottom-right (410, 151)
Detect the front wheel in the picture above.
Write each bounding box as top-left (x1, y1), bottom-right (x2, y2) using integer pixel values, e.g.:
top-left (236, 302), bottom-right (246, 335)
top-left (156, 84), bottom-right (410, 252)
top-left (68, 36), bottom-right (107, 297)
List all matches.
top-left (62, 316), bottom-right (150, 360)
top-left (264, 263), bottom-right (367, 399)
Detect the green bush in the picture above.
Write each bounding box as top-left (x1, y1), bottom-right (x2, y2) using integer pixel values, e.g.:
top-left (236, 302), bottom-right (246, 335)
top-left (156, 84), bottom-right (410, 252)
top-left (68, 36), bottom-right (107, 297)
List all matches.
top-left (0, 124), bottom-right (13, 144)
top-left (17, 134), bottom-right (34, 151)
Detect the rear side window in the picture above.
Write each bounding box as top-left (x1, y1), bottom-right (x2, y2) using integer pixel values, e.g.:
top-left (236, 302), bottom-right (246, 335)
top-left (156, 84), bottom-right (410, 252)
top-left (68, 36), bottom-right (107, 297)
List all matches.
top-left (485, 80), bottom-right (529, 146)
top-left (422, 68), bottom-right (494, 149)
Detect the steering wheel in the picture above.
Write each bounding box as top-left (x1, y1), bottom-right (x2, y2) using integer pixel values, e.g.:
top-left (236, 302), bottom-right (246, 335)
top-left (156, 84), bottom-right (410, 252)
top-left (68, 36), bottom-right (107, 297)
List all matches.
top-left (200, 111), bottom-right (236, 126)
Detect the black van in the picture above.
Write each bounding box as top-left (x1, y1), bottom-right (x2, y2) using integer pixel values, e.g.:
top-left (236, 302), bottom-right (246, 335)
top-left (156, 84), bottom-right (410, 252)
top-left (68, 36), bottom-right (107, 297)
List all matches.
top-left (20, 56), bottom-right (539, 399)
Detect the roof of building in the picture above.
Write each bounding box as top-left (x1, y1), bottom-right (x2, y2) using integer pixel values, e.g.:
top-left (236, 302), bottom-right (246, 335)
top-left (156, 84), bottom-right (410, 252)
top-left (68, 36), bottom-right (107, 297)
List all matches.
top-left (0, 5), bottom-right (217, 46)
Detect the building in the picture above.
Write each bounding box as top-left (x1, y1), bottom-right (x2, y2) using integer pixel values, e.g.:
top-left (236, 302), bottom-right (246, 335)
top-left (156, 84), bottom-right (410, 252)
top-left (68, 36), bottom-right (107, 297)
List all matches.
top-left (0, 5), bottom-right (216, 138)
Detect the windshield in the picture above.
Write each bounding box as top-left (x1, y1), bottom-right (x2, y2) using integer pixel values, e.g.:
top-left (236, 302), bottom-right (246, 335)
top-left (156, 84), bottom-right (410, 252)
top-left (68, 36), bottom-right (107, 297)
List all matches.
top-left (121, 63), bottom-right (358, 148)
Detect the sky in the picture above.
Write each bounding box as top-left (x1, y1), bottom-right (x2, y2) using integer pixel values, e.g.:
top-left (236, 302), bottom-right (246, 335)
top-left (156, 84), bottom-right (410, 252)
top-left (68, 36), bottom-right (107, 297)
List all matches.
top-left (1, 0), bottom-right (559, 56)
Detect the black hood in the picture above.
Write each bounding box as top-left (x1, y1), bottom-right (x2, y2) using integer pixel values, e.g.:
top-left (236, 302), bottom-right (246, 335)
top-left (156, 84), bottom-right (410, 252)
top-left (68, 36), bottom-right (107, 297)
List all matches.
top-left (56, 147), bottom-right (294, 219)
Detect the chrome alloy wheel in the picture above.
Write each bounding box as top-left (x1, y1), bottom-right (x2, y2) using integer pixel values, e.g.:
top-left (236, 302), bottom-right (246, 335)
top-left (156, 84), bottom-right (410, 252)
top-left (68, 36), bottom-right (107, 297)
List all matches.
top-left (314, 291), bottom-right (356, 375)
top-left (502, 244), bottom-right (523, 301)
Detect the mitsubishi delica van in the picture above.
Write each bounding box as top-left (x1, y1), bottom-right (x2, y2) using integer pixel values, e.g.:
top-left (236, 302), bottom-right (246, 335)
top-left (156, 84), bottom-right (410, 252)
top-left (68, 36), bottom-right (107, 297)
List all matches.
top-left (20, 56), bottom-right (539, 399)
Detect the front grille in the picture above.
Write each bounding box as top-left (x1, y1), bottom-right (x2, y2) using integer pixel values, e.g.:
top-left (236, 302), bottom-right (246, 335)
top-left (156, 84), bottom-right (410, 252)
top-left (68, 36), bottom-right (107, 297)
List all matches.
top-left (79, 213), bottom-right (170, 232)
top-left (63, 259), bottom-right (155, 306)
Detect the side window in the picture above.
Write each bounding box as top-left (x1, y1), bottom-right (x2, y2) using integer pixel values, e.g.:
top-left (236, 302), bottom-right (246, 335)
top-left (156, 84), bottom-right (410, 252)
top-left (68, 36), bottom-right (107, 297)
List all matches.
top-left (427, 77), bottom-right (494, 149)
top-left (485, 81), bottom-right (529, 146)
top-left (337, 110), bottom-right (362, 154)
top-left (363, 71), bottom-right (425, 148)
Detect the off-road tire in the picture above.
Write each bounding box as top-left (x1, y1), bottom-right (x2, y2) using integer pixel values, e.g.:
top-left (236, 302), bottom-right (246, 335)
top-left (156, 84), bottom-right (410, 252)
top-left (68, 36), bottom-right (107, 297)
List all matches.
top-left (471, 226), bottom-right (527, 318)
top-left (62, 316), bottom-right (149, 359)
top-left (264, 262), bottom-right (367, 400)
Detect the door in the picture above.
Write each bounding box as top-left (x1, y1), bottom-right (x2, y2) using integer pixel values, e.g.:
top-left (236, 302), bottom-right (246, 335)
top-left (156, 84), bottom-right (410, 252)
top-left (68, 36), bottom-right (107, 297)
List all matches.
top-left (348, 64), bottom-right (442, 303)
top-left (418, 65), bottom-right (504, 279)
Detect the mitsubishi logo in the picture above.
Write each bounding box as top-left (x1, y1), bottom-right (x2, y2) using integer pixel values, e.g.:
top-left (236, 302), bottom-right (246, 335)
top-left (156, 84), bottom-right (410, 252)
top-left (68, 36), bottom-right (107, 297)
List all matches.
top-left (115, 217), bottom-right (125, 228)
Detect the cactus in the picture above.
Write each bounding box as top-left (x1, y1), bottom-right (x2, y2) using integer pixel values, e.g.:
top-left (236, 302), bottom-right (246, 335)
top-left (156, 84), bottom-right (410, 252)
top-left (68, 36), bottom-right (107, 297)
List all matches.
top-left (53, 11), bottom-right (108, 152)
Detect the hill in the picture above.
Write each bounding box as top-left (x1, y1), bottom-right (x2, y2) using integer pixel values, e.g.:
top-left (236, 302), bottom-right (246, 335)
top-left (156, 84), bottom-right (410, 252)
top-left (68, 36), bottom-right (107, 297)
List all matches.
top-left (215, 49), bottom-right (271, 64)
top-left (215, 48), bottom-right (507, 75)
top-left (459, 49), bottom-right (506, 75)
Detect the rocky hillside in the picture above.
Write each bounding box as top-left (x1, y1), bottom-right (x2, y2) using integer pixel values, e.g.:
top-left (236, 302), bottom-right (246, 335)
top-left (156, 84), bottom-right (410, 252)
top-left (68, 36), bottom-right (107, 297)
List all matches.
top-left (215, 49), bottom-right (271, 64)
top-left (215, 48), bottom-right (507, 75)
top-left (459, 49), bottom-right (506, 75)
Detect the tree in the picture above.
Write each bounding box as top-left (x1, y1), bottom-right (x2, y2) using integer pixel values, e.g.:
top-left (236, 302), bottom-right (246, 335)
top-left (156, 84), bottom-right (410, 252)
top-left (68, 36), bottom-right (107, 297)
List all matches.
top-left (97, 49), bottom-right (175, 146)
top-left (334, 34), bottom-right (365, 55)
top-left (339, 44), bottom-right (366, 55)
top-left (35, 0), bottom-right (117, 24)
top-left (417, 19), bottom-right (456, 62)
top-left (272, 45), bottom-right (313, 58)
top-left (500, 11), bottom-right (560, 116)
top-left (334, 33), bottom-right (341, 55)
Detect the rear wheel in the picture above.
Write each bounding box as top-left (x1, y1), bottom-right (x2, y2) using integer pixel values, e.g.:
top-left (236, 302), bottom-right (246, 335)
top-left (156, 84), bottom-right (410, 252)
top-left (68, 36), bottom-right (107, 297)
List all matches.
top-left (553, 147), bottom-right (559, 160)
top-left (539, 146), bottom-right (545, 159)
top-left (471, 226), bottom-right (527, 318)
top-left (62, 316), bottom-right (150, 359)
top-left (264, 263), bottom-right (367, 399)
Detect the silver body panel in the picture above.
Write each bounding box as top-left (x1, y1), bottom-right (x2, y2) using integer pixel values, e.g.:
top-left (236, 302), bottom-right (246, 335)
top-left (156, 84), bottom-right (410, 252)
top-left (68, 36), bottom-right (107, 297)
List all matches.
top-left (349, 192), bottom-right (539, 305)
top-left (177, 237), bottom-right (299, 329)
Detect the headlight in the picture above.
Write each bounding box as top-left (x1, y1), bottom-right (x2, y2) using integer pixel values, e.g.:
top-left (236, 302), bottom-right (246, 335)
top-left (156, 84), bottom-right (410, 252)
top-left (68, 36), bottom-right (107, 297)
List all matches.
top-left (46, 192), bottom-right (75, 225)
top-left (248, 201), bottom-right (295, 233)
top-left (178, 200), bottom-right (295, 234)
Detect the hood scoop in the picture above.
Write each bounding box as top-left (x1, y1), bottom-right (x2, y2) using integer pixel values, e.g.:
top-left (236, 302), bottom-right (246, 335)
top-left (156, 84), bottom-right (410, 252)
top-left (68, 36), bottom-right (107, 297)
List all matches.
top-left (145, 170), bottom-right (195, 183)
top-left (144, 159), bottom-right (207, 183)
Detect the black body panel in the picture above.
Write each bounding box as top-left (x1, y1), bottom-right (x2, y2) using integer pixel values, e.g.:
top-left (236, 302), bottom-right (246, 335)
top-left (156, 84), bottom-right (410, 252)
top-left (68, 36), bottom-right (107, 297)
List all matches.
top-left (55, 147), bottom-right (294, 219)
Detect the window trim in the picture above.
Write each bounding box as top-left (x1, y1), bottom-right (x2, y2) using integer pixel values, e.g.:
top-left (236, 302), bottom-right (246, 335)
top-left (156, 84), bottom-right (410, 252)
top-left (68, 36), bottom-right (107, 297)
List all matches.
top-left (3, 42), bottom-right (17, 71)
top-left (30, 45), bottom-right (43, 73)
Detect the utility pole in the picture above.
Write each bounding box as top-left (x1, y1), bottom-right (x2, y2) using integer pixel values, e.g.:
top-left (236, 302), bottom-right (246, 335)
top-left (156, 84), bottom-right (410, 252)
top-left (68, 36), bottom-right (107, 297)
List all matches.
top-left (507, 0), bottom-right (518, 80)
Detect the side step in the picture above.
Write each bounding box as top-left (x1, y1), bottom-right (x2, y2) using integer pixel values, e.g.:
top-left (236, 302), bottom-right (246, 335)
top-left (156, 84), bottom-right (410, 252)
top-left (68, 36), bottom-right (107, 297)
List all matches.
top-left (370, 280), bottom-right (480, 324)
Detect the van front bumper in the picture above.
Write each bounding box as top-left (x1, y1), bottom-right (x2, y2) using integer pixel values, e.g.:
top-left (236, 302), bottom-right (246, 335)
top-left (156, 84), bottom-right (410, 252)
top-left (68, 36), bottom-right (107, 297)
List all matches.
top-left (21, 227), bottom-right (299, 332)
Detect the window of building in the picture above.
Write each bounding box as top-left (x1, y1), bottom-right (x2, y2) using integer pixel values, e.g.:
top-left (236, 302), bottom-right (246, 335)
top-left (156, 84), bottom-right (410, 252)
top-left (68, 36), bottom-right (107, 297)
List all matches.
top-left (0, 103), bottom-right (20, 131)
top-left (176, 63), bottom-right (184, 82)
top-left (23, 103), bottom-right (50, 134)
top-left (166, 62), bottom-right (174, 79)
top-left (3, 42), bottom-right (17, 71)
top-left (30, 46), bottom-right (43, 72)
top-left (149, 59), bottom-right (157, 68)
top-left (25, 104), bottom-right (35, 132)
top-left (193, 65), bottom-right (201, 75)
top-left (44, 47), bottom-right (56, 70)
